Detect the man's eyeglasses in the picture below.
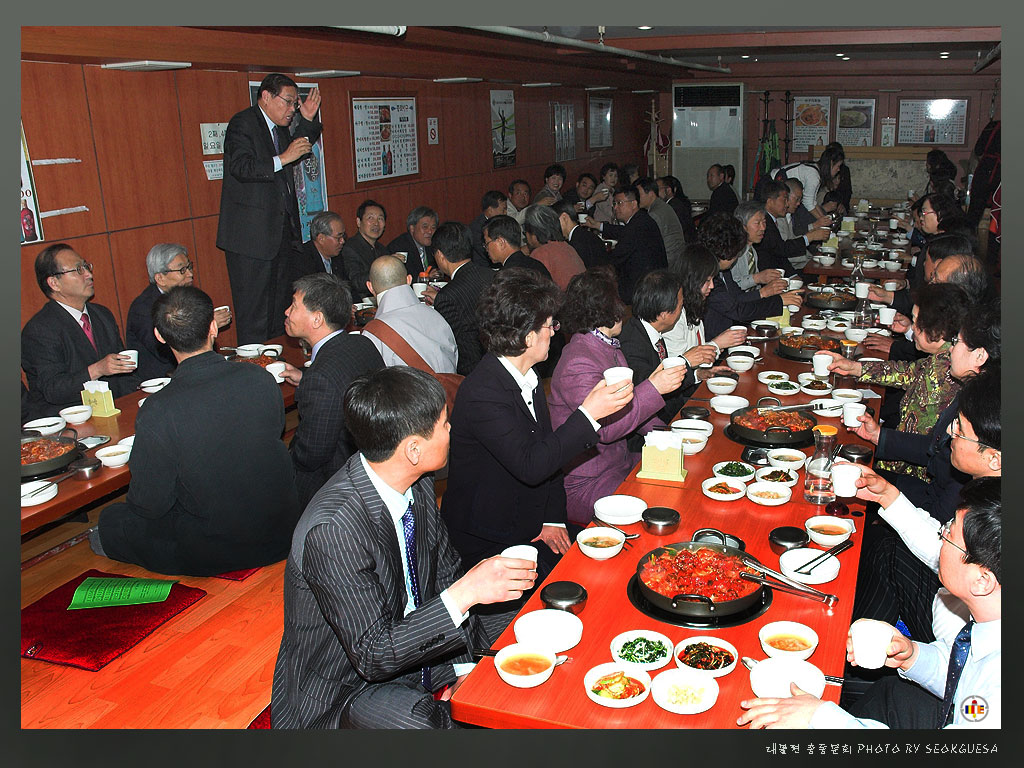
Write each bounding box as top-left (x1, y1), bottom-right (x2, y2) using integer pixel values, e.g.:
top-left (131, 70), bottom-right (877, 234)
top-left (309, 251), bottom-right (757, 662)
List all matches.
top-left (947, 419), bottom-right (994, 450)
top-left (938, 517), bottom-right (968, 555)
top-left (275, 94), bottom-right (300, 109)
top-left (949, 334), bottom-right (960, 347)
top-left (325, 233), bottom-right (346, 241)
top-left (161, 261), bottom-right (194, 276)
top-left (541, 321), bottom-right (561, 332)
top-left (921, 209), bottom-right (938, 218)
top-left (51, 262), bottom-right (93, 278)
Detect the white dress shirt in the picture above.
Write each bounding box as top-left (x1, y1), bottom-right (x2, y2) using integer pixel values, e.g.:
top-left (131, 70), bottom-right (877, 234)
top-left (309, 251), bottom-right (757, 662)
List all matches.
top-left (258, 105), bottom-right (285, 173)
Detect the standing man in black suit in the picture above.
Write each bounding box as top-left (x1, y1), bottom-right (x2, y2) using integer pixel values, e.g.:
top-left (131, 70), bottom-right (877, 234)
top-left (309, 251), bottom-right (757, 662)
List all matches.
top-left (583, 186), bottom-right (667, 304)
top-left (385, 206), bottom-right (438, 279)
top-left (706, 163), bottom-right (739, 216)
top-left (217, 73), bottom-right (322, 344)
top-left (280, 273), bottom-right (385, 509)
top-left (553, 200), bottom-right (610, 269)
top-left (22, 243), bottom-right (140, 420)
top-left (424, 221), bottom-right (495, 376)
top-left (290, 211), bottom-right (346, 285)
top-left (468, 190), bottom-right (507, 267)
top-left (90, 286), bottom-right (299, 576)
top-left (272, 366), bottom-right (538, 729)
top-left (482, 215), bottom-right (552, 280)
top-left (341, 199), bottom-right (390, 303)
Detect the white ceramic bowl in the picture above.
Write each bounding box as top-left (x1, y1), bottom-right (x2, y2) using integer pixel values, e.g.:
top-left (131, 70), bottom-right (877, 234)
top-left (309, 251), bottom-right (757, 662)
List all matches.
top-left (95, 445), bottom-right (132, 468)
top-left (801, 317), bottom-right (827, 331)
top-left (712, 460), bottom-right (756, 483)
top-left (593, 494), bottom-right (647, 525)
top-left (796, 371), bottom-right (817, 386)
top-left (673, 636), bottom-right (738, 678)
top-left (725, 355), bottom-right (754, 372)
top-left (826, 318), bottom-right (851, 333)
top-left (23, 416), bottom-right (67, 436)
top-left (576, 527), bottom-right (626, 560)
top-left (844, 328), bottom-right (868, 343)
top-left (709, 395), bottom-right (748, 415)
top-left (680, 435), bottom-right (709, 455)
top-left (610, 629), bottom-right (674, 671)
top-left (749, 657), bottom-right (826, 699)
top-left (862, 258), bottom-right (880, 267)
top-left (800, 380), bottom-right (833, 397)
top-left (493, 644), bottom-right (557, 689)
top-left (117, 435), bottom-right (135, 447)
top-left (59, 405), bottom-right (93, 425)
top-left (701, 476), bottom-right (746, 502)
top-left (766, 449), bottom-right (807, 471)
top-left (805, 515), bottom-right (856, 547)
top-left (651, 668), bottom-right (720, 714)
top-left (21, 480), bottom-right (60, 507)
top-left (754, 467), bottom-right (798, 487)
top-left (767, 380), bottom-right (801, 397)
top-left (781, 326), bottom-right (804, 337)
top-left (746, 481), bottom-right (793, 507)
top-left (857, 357), bottom-right (883, 364)
top-left (758, 621), bottom-right (820, 661)
top-left (817, 255), bottom-right (836, 267)
top-left (810, 398), bottom-right (843, 417)
top-left (584, 663), bottom-right (651, 709)
top-left (831, 388), bottom-right (863, 404)
top-left (706, 377), bottom-right (738, 395)
top-left (140, 377), bottom-right (171, 393)
top-left (817, 245), bottom-right (838, 255)
top-left (671, 419), bottom-right (713, 438)
top-left (258, 343), bottom-right (284, 357)
top-left (514, 609), bottom-right (584, 653)
top-left (757, 370), bottom-right (789, 385)
top-left (234, 344), bottom-right (262, 358)
top-left (730, 344), bottom-right (761, 358)
top-left (780, 547), bottom-right (841, 585)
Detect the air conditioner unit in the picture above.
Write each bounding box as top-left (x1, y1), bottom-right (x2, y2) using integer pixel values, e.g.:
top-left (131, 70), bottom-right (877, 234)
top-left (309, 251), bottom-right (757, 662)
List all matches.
top-left (671, 83), bottom-right (744, 203)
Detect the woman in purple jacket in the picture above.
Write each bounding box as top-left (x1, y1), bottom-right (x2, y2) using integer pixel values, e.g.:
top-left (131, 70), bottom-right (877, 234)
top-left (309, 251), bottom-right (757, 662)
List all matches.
top-left (548, 267), bottom-right (688, 527)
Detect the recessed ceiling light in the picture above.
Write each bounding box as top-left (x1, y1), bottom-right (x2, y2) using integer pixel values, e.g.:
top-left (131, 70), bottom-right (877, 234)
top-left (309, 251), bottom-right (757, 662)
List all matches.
top-left (637, 26), bottom-right (653, 31)
top-left (741, 55), bottom-right (750, 59)
top-left (842, 57), bottom-right (850, 61)
top-left (836, 53), bottom-right (845, 57)
top-left (940, 51), bottom-right (950, 55)
top-left (939, 54), bottom-right (949, 59)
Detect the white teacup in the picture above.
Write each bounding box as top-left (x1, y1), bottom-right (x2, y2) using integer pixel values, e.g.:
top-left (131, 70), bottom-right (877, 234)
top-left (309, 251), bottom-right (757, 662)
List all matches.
top-left (854, 282), bottom-right (871, 299)
top-left (842, 402), bottom-right (867, 428)
top-left (889, 218), bottom-right (899, 229)
top-left (501, 545), bottom-right (539, 565)
top-left (831, 462), bottom-right (863, 497)
top-left (877, 307), bottom-right (897, 325)
top-left (812, 353), bottom-right (832, 377)
top-left (266, 361), bottom-right (287, 382)
top-left (883, 280), bottom-right (901, 292)
top-left (850, 619), bottom-right (894, 669)
top-left (662, 356), bottom-right (687, 369)
top-left (603, 366), bottom-right (633, 387)
top-left (577, 213), bottom-right (588, 224)
top-left (788, 278), bottom-right (804, 290)
top-left (120, 349), bottom-right (139, 367)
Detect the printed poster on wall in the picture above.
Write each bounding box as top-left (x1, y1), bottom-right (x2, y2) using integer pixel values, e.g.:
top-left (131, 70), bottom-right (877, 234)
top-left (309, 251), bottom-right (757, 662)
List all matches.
top-left (880, 118), bottom-right (897, 147)
top-left (491, 90), bottom-right (516, 168)
top-left (897, 99), bottom-right (968, 145)
top-left (588, 95), bottom-right (613, 149)
top-left (352, 97), bottom-right (419, 183)
top-left (20, 123), bottom-right (43, 245)
top-left (835, 98), bottom-right (875, 147)
top-left (792, 96), bottom-right (831, 152)
top-left (249, 81), bottom-right (329, 243)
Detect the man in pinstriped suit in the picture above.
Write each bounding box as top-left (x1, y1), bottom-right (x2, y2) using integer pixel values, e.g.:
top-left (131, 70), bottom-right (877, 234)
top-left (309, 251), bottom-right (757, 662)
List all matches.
top-left (271, 367), bottom-right (537, 729)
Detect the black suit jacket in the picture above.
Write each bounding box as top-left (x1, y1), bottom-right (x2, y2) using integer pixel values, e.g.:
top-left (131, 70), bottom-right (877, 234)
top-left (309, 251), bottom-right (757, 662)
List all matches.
top-left (703, 271), bottom-right (784, 340)
top-left (666, 195), bottom-right (697, 243)
top-left (758, 215), bottom-right (802, 275)
top-left (341, 234), bottom-right (388, 302)
top-left (502, 251), bottom-right (552, 281)
top-left (708, 183), bottom-right (739, 216)
top-left (272, 454), bottom-right (490, 728)
top-left (617, 317), bottom-right (695, 424)
top-left (22, 300), bottom-right (141, 420)
top-left (291, 332), bottom-right (386, 508)
top-left (385, 232), bottom-right (432, 278)
top-left (216, 105), bottom-right (321, 259)
top-left (568, 225), bottom-right (612, 269)
top-left (96, 352), bottom-right (299, 576)
top-left (603, 210), bottom-right (668, 304)
top-left (125, 283), bottom-right (177, 382)
top-left (440, 352), bottom-right (598, 568)
top-left (468, 213), bottom-right (492, 268)
top-left (290, 239), bottom-right (342, 285)
top-left (432, 262), bottom-right (495, 376)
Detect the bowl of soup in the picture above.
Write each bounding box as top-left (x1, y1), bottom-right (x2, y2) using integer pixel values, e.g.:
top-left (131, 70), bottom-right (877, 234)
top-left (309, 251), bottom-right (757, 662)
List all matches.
top-left (577, 527), bottom-right (626, 560)
top-left (759, 621), bottom-right (819, 661)
top-left (804, 515), bottom-right (855, 547)
top-left (494, 643), bottom-right (557, 688)
top-left (95, 445), bottom-right (131, 468)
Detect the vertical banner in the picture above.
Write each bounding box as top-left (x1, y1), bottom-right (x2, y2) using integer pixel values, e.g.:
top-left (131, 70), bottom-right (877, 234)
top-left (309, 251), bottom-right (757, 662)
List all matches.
top-left (793, 96), bottom-right (831, 152)
top-left (249, 81), bottom-right (328, 244)
top-left (880, 118), bottom-right (897, 147)
top-left (491, 90), bottom-right (516, 168)
top-left (835, 98), bottom-right (876, 147)
top-left (20, 123), bottom-right (43, 244)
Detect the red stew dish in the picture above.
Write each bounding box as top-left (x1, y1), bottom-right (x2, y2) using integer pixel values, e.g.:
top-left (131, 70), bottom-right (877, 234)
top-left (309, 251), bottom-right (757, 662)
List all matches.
top-left (734, 410), bottom-right (813, 432)
top-left (639, 547), bottom-right (759, 603)
top-left (21, 439), bottom-right (74, 466)
top-left (235, 354), bottom-right (277, 368)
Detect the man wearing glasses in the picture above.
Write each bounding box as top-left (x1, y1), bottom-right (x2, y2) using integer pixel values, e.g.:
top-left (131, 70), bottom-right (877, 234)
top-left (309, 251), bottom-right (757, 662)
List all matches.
top-left (217, 72), bottom-right (323, 344)
top-left (22, 243), bottom-right (141, 420)
top-left (290, 211), bottom-right (347, 285)
top-left (126, 243), bottom-right (233, 380)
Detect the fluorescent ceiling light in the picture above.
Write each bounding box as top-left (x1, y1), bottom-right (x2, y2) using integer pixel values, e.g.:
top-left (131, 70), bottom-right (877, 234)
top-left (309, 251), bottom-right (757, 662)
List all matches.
top-left (101, 60), bottom-right (190, 71)
top-left (741, 55), bottom-right (750, 59)
top-left (522, 82), bottom-right (560, 87)
top-left (637, 26), bottom-right (653, 31)
top-left (585, 86), bottom-right (615, 91)
top-left (842, 57), bottom-right (850, 61)
top-left (433, 77), bottom-right (482, 83)
top-left (836, 53), bottom-right (845, 57)
top-left (296, 69), bottom-right (361, 78)
top-left (632, 89), bottom-right (657, 94)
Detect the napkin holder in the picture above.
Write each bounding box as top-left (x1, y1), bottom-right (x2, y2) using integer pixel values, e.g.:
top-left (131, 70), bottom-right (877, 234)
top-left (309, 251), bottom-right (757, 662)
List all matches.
top-left (81, 381), bottom-right (120, 417)
top-left (636, 431), bottom-right (687, 484)
top-left (767, 306), bottom-right (791, 328)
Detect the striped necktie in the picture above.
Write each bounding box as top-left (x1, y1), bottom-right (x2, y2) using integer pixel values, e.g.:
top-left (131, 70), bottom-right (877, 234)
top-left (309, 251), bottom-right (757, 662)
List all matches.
top-left (401, 501), bottom-right (431, 691)
top-left (939, 620), bottom-right (974, 727)
top-left (80, 312), bottom-right (97, 351)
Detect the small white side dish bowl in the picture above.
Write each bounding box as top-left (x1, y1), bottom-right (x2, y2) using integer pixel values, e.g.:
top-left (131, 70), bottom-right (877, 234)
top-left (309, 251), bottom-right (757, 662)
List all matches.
top-left (576, 527), bottom-right (626, 560)
top-left (95, 445), bottom-right (131, 468)
top-left (494, 644), bottom-right (557, 689)
top-left (759, 621), bottom-right (820, 661)
top-left (59, 405), bottom-right (93, 425)
top-left (709, 395), bottom-right (748, 415)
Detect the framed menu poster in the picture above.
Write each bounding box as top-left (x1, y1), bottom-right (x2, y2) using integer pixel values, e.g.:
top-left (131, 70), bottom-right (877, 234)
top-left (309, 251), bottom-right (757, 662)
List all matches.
top-left (352, 97), bottom-right (419, 182)
top-left (835, 98), bottom-right (875, 147)
top-left (792, 96), bottom-right (830, 151)
top-left (897, 99), bottom-right (968, 145)
top-left (588, 95), bottom-right (613, 149)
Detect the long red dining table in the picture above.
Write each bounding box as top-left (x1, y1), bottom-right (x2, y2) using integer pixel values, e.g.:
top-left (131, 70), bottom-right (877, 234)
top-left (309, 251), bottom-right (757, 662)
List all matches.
top-left (450, 320), bottom-right (884, 729)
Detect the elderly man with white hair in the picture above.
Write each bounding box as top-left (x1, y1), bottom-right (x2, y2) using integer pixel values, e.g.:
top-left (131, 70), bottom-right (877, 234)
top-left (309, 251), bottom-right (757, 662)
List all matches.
top-left (125, 243), bottom-right (231, 380)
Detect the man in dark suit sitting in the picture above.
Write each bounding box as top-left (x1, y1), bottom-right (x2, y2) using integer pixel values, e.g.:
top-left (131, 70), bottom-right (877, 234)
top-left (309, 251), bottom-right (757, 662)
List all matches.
top-left (290, 210), bottom-right (347, 284)
top-left (90, 286), bottom-right (299, 576)
top-left (582, 185), bottom-right (668, 304)
top-left (22, 243), bottom-right (140, 420)
top-left (424, 221), bottom-right (495, 376)
top-left (553, 200), bottom-right (610, 269)
top-left (482, 215), bottom-right (552, 280)
top-left (706, 163), bottom-right (739, 216)
top-left (280, 273), bottom-right (385, 508)
top-left (468, 190), bottom-right (507, 268)
top-left (758, 180), bottom-right (828, 273)
top-left (341, 199), bottom-right (390, 302)
top-left (385, 206), bottom-right (439, 279)
top-left (271, 366), bottom-right (538, 729)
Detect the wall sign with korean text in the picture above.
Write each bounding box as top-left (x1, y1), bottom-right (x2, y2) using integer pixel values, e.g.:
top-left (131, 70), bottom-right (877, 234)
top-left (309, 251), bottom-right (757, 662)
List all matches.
top-left (897, 99), bottom-right (968, 145)
top-left (353, 97), bottom-right (419, 182)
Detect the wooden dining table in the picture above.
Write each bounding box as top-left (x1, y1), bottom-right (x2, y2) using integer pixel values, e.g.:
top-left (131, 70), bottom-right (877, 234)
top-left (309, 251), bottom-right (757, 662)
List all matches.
top-left (20, 336), bottom-right (308, 536)
top-left (450, 319), bottom-right (884, 729)
top-left (802, 217), bottom-right (914, 284)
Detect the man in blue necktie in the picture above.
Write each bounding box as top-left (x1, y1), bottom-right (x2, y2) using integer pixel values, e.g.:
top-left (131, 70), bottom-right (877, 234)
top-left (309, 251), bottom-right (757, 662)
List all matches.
top-left (737, 478), bottom-right (1001, 730)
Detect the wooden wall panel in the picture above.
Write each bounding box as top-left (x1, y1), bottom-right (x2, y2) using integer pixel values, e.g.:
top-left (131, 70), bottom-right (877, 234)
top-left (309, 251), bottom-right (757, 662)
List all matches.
top-left (190, 215), bottom-right (237, 348)
top-left (83, 67), bottom-right (191, 230)
top-left (20, 62), bottom-right (107, 240)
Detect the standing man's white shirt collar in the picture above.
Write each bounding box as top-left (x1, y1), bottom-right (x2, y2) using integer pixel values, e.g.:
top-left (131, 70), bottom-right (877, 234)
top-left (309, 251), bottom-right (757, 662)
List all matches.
top-left (54, 299), bottom-right (87, 324)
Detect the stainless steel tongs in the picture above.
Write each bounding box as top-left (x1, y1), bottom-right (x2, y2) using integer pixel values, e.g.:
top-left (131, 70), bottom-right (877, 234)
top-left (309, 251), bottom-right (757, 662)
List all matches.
top-left (738, 555), bottom-right (839, 607)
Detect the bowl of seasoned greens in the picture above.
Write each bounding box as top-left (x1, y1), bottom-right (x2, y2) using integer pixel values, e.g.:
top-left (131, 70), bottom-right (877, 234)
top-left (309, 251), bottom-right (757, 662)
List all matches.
top-left (610, 629), bottom-right (674, 671)
top-left (712, 460), bottom-right (756, 484)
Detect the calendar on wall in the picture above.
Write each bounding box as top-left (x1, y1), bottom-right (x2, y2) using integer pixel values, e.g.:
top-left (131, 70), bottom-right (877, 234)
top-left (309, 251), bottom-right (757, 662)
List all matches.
top-left (897, 99), bottom-right (968, 145)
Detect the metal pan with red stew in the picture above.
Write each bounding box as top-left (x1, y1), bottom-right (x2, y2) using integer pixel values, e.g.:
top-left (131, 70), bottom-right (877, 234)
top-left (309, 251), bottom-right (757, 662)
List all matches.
top-left (776, 333), bottom-right (843, 361)
top-left (637, 544), bottom-right (763, 619)
top-left (730, 405), bottom-right (816, 445)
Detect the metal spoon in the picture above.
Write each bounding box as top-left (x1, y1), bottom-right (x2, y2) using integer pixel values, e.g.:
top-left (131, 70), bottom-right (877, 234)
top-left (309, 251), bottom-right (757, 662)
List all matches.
top-left (590, 516), bottom-right (641, 540)
top-left (741, 656), bottom-right (843, 686)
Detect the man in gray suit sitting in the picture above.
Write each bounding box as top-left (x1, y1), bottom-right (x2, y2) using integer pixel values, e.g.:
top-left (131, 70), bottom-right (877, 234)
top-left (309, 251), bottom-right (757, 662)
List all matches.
top-left (271, 366), bottom-right (537, 729)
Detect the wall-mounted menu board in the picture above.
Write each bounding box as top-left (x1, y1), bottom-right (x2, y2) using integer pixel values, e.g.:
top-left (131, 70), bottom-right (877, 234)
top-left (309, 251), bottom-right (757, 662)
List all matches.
top-left (835, 98), bottom-right (875, 147)
top-left (352, 97), bottom-right (419, 182)
top-left (897, 99), bottom-right (968, 145)
top-left (588, 95), bottom-right (613, 149)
